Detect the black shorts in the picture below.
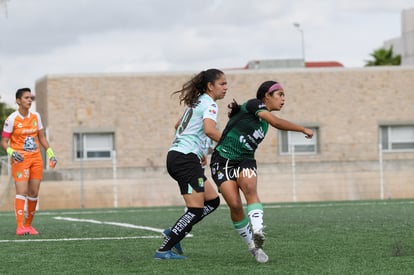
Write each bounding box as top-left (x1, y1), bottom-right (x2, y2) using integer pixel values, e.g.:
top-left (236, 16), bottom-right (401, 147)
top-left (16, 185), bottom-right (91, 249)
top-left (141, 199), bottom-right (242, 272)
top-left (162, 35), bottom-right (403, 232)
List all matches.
top-left (166, 150), bottom-right (207, 195)
top-left (210, 150), bottom-right (257, 187)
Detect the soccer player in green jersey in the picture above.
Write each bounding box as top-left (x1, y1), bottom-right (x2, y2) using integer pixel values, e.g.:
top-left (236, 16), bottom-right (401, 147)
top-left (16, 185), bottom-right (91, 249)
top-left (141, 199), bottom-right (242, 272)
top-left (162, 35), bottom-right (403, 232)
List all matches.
top-left (210, 80), bottom-right (313, 263)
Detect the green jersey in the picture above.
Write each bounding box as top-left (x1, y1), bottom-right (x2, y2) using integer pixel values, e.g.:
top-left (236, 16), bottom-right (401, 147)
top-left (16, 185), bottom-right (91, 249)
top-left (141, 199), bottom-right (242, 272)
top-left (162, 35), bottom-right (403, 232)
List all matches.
top-left (215, 99), bottom-right (269, 161)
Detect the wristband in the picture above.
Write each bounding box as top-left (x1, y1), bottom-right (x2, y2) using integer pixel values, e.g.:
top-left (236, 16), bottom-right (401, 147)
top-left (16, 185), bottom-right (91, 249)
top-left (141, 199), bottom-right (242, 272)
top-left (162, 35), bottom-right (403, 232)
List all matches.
top-left (46, 148), bottom-right (55, 159)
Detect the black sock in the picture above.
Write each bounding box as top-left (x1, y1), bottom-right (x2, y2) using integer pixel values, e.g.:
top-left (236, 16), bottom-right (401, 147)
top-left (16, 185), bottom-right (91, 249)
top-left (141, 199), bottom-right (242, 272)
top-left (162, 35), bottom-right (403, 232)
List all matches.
top-left (159, 207), bottom-right (204, 252)
top-left (201, 196), bottom-right (220, 220)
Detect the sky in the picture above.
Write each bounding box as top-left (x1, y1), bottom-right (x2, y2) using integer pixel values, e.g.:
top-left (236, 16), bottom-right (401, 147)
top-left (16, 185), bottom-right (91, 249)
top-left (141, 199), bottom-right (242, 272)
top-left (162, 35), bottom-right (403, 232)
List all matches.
top-left (0, 0), bottom-right (412, 106)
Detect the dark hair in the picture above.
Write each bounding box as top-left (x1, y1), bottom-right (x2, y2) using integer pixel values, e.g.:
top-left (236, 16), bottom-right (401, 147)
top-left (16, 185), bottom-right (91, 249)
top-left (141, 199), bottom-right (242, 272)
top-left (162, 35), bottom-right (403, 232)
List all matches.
top-left (227, 80), bottom-right (279, 118)
top-left (172, 68), bottom-right (224, 107)
top-left (256, 80), bottom-right (278, 100)
top-left (16, 87), bottom-right (31, 99)
top-left (227, 99), bottom-right (240, 118)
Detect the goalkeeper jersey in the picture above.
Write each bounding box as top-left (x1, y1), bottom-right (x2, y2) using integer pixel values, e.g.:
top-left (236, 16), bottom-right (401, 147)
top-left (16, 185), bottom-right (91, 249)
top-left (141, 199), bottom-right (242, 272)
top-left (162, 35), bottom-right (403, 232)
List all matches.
top-left (169, 93), bottom-right (218, 159)
top-left (2, 110), bottom-right (44, 154)
top-left (215, 99), bottom-right (269, 161)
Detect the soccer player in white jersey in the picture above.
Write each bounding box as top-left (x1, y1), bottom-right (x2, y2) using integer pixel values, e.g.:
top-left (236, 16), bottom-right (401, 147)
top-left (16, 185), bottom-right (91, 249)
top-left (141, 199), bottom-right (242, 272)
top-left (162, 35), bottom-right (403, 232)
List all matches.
top-left (154, 69), bottom-right (227, 260)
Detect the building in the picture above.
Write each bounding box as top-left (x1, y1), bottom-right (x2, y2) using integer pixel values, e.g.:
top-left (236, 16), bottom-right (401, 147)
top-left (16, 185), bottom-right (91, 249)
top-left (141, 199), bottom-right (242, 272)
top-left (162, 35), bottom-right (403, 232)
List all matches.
top-left (0, 66), bottom-right (412, 211)
top-left (384, 6), bottom-right (414, 65)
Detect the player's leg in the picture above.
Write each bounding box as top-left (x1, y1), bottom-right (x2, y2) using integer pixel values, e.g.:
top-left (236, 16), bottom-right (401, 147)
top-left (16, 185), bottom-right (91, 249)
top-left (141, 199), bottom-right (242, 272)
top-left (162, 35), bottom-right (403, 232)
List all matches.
top-left (220, 179), bottom-right (267, 262)
top-left (200, 179), bottom-right (220, 219)
top-left (238, 161), bottom-right (265, 248)
top-left (155, 151), bottom-right (204, 259)
top-left (24, 156), bottom-right (42, 234)
top-left (12, 161), bottom-right (29, 235)
top-left (219, 179), bottom-right (255, 248)
top-left (24, 180), bottom-right (40, 235)
top-left (14, 193), bottom-right (27, 235)
top-left (155, 192), bottom-right (204, 259)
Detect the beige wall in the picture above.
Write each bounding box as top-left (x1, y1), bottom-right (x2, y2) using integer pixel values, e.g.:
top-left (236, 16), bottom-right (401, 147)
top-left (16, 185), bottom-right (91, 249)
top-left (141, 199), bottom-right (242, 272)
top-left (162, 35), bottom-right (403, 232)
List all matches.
top-left (2, 66), bottom-right (413, 210)
top-left (36, 67), bottom-right (414, 166)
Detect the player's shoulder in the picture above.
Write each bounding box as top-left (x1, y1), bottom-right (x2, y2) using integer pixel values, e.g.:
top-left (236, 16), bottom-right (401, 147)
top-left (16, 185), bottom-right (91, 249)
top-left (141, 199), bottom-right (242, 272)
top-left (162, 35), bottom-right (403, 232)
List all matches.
top-left (5, 110), bottom-right (19, 122)
top-left (30, 111), bottom-right (41, 117)
top-left (245, 98), bottom-right (266, 112)
top-left (199, 94), bottom-right (218, 109)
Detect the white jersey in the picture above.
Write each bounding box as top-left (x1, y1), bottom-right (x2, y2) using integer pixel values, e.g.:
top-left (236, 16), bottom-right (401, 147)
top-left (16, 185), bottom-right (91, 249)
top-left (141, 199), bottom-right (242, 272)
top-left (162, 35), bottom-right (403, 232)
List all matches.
top-left (170, 93), bottom-right (218, 159)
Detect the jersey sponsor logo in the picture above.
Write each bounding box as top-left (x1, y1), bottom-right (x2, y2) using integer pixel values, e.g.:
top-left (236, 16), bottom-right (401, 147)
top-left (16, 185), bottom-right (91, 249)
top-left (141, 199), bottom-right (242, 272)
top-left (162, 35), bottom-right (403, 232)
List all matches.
top-left (239, 135), bottom-right (253, 150)
top-left (24, 136), bottom-right (37, 152)
top-left (22, 128), bottom-right (37, 134)
top-left (252, 128), bottom-right (265, 140)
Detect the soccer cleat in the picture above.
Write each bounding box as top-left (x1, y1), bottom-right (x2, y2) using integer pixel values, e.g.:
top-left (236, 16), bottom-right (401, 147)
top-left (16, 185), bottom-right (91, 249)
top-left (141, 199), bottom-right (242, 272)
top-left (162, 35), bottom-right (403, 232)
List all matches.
top-left (25, 226), bottom-right (39, 235)
top-left (154, 250), bottom-right (187, 260)
top-left (250, 248), bottom-right (269, 263)
top-left (16, 226), bottom-right (29, 236)
top-left (253, 229), bottom-right (265, 248)
top-left (162, 228), bottom-right (184, 255)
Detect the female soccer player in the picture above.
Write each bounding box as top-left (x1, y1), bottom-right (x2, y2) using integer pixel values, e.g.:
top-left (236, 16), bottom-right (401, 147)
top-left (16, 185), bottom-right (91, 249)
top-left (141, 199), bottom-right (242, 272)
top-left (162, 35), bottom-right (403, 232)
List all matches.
top-left (210, 80), bottom-right (313, 263)
top-left (154, 69), bottom-right (227, 259)
top-left (1, 87), bottom-right (57, 235)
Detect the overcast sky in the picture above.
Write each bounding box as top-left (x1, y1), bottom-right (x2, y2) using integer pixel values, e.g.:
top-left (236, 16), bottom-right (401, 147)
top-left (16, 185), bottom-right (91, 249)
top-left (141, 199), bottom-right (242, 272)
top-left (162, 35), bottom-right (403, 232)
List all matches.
top-left (0, 0), bottom-right (412, 106)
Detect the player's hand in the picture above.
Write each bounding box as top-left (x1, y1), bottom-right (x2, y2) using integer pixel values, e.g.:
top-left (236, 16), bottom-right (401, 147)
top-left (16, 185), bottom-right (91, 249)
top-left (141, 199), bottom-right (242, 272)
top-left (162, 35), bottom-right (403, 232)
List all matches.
top-left (303, 128), bottom-right (314, 139)
top-left (201, 154), bottom-right (207, 166)
top-left (49, 157), bottom-right (58, 168)
top-left (12, 151), bottom-right (24, 162)
top-left (47, 148), bottom-right (57, 168)
top-left (7, 147), bottom-right (24, 162)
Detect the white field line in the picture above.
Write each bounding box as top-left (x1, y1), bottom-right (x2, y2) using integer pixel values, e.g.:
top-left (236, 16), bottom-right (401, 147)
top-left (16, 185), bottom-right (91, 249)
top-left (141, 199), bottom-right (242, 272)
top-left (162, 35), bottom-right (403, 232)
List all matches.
top-left (54, 216), bottom-right (165, 233)
top-left (53, 216), bottom-right (192, 237)
top-left (0, 216), bottom-right (192, 243)
top-left (0, 236), bottom-right (158, 243)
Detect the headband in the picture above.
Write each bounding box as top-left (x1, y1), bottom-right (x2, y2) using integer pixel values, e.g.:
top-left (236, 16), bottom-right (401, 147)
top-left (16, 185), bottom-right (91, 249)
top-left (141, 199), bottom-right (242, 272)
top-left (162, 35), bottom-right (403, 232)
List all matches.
top-left (266, 83), bottom-right (283, 94)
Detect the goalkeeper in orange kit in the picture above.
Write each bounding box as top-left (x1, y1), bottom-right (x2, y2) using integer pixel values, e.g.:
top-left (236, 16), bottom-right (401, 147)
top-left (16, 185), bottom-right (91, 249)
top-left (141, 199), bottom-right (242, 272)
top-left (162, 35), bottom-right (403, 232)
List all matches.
top-left (1, 88), bottom-right (57, 236)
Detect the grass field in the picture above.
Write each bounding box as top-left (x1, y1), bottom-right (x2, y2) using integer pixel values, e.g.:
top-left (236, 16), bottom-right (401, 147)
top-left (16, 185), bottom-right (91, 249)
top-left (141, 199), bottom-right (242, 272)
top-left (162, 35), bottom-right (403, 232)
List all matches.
top-left (1, 199), bottom-right (414, 274)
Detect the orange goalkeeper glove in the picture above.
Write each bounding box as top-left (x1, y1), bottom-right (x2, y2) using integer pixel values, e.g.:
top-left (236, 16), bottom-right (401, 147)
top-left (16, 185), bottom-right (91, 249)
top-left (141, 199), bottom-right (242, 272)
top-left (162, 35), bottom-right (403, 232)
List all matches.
top-left (47, 148), bottom-right (57, 168)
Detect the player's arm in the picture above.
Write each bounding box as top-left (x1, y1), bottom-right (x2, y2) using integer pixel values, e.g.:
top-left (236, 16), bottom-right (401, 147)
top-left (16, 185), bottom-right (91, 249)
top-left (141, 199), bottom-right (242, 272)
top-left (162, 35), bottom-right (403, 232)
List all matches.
top-left (38, 128), bottom-right (58, 168)
top-left (258, 111), bottom-right (313, 138)
top-left (204, 118), bottom-right (221, 142)
top-left (1, 134), bottom-right (24, 162)
top-left (38, 128), bottom-right (51, 150)
top-left (174, 119), bottom-right (180, 130)
top-left (0, 136), bottom-right (9, 151)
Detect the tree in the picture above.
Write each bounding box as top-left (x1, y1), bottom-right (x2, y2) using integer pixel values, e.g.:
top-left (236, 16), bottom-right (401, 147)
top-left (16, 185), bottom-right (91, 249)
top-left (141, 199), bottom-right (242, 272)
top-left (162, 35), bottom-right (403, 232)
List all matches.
top-left (0, 100), bottom-right (15, 156)
top-left (365, 46), bottom-right (401, 66)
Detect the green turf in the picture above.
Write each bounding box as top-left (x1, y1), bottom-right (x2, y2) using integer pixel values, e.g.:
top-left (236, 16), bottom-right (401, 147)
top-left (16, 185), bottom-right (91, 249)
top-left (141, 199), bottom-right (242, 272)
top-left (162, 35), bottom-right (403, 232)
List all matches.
top-left (1, 200), bottom-right (414, 274)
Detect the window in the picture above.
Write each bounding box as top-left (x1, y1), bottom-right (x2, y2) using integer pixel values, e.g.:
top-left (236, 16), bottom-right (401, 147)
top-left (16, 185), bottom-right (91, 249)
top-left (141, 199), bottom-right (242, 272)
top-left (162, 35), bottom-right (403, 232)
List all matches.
top-left (279, 127), bottom-right (318, 154)
top-left (380, 125), bottom-right (414, 151)
top-left (74, 132), bottom-right (114, 160)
